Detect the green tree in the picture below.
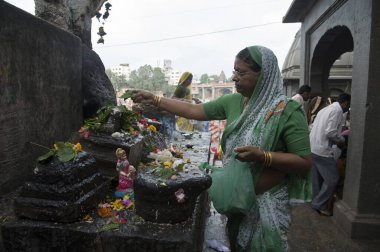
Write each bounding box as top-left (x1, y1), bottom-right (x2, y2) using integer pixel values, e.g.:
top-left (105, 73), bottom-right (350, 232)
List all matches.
top-left (200, 74), bottom-right (209, 84)
top-left (128, 65), bottom-right (173, 95)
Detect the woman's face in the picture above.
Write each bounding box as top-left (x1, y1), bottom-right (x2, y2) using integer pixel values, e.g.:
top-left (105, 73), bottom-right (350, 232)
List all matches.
top-left (182, 76), bottom-right (192, 87)
top-left (232, 57), bottom-right (260, 98)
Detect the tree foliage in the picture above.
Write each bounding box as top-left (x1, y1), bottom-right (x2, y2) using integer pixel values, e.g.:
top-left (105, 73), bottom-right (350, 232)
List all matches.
top-left (200, 74), bottom-right (209, 84)
top-left (128, 65), bottom-right (175, 96)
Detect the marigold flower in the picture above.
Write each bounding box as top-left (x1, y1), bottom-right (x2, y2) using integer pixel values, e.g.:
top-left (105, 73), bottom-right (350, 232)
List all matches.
top-left (73, 143), bottom-right (82, 153)
top-left (148, 125), bottom-right (157, 133)
top-left (163, 161), bottom-right (172, 169)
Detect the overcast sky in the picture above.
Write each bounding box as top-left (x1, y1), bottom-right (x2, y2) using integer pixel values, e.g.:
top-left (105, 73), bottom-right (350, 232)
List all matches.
top-left (6, 0), bottom-right (300, 79)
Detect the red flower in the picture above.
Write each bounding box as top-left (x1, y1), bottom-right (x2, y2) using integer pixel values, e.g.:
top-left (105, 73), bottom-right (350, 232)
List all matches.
top-left (79, 127), bottom-right (90, 138)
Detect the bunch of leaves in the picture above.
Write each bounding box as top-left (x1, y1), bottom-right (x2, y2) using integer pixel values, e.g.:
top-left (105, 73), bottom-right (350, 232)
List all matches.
top-left (37, 142), bottom-right (82, 163)
top-left (118, 105), bottom-right (141, 132)
top-left (83, 102), bottom-right (142, 134)
top-left (150, 166), bottom-right (176, 180)
top-left (83, 101), bottom-right (114, 132)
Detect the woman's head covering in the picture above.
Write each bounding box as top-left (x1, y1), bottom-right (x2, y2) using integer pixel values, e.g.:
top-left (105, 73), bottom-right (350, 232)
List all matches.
top-left (222, 46), bottom-right (286, 156)
top-left (178, 71), bottom-right (192, 85)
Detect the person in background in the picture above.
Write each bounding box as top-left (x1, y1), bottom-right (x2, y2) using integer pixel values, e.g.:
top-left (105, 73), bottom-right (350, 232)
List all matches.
top-left (309, 93), bottom-right (351, 216)
top-left (292, 85), bottom-right (312, 113)
top-left (172, 71), bottom-right (195, 132)
top-left (307, 96), bottom-right (325, 129)
top-left (132, 45), bottom-right (311, 251)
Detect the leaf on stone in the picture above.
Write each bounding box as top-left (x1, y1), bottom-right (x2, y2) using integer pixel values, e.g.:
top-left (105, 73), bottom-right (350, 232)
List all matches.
top-left (177, 163), bottom-right (184, 172)
top-left (56, 142), bottom-right (76, 162)
top-left (37, 150), bottom-right (55, 162)
top-left (99, 222), bottom-right (119, 232)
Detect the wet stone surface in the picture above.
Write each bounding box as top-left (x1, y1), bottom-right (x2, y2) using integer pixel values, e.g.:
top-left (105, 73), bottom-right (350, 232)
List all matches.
top-left (134, 164), bottom-right (211, 224)
top-left (135, 131), bottom-right (212, 223)
top-left (14, 152), bottom-right (109, 223)
top-left (134, 132), bottom-right (212, 223)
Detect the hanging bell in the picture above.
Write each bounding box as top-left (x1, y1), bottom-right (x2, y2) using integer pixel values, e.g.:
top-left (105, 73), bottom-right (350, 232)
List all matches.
top-left (97, 27), bottom-right (107, 36)
top-left (97, 37), bottom-right (104, 44)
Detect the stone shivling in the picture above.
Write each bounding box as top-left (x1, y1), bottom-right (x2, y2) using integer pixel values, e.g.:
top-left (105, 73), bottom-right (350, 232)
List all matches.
top-left (14, 152), bottom-right (109, 223)
top-left (1, 104), bottom-right (213, 251)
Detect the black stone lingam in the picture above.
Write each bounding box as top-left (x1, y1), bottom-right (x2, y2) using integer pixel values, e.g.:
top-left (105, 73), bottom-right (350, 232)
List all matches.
top-left (76, 109), bottom-right (144, 177)
top-left (14, 152), bottom-right (108, 223)
top-left (134, 164), bottom-right (212, 223)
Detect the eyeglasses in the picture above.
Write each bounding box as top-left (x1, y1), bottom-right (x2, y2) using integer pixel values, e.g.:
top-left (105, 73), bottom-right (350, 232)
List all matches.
top-left (232, 70), bottom-right (250, 78)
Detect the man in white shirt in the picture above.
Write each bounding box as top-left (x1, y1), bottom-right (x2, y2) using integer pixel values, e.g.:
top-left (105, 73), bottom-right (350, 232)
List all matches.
top-left (310, 93), bottom-right (351, 216)
top-left (292, 85), bottom-right (312, 113)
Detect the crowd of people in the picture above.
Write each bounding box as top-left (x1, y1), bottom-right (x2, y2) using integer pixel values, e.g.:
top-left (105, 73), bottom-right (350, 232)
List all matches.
top-left (131, 46), bottom-right (350, 251)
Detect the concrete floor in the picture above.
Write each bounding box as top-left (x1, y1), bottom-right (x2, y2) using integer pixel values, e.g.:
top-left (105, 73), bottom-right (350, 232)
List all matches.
top-left (203, 202), bottom-right (380, 252)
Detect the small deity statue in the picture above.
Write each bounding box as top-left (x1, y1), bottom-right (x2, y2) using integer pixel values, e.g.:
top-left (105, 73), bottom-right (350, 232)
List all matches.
top-left (115, 148), bottom-right (136, 197)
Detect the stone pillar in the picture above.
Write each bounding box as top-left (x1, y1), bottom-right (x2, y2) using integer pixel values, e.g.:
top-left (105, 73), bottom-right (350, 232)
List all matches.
top-left (334, 1), bottom-right (380, 239)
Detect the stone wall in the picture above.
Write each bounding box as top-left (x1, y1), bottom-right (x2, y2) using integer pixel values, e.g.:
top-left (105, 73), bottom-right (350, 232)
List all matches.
top-left (0, 2), bottom-right (83, 195)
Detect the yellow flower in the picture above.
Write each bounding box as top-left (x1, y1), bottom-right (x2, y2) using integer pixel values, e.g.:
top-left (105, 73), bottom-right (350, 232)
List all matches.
top-left (54, 144), bottom-right (59, 151)
top-left (163, 161), bottom-right (172, 169)
top-left (73, 142), bottom-right (82, 153)
top-left (148, 125), bottom-right (157, 133)
top-left (111, 199), bottom-right (124, 211)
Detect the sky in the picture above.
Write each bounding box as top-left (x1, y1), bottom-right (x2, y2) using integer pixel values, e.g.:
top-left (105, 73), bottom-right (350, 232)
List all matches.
top-left (5, 0), bottom-right (300, 79)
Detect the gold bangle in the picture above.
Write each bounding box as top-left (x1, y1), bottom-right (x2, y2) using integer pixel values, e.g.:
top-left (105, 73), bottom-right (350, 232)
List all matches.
top-left (263, 150), bottom-right (268, 167)
top-left (156, 96), bottom-right (161, 107)
top-left (152, 95), bottom-right (158, 106)
top-left (152, 95), bottom-right (161, 107)
top-left (267, 151), bottom-right (272, 167)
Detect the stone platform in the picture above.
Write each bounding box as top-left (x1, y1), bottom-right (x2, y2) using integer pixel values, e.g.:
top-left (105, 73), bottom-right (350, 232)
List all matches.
top-left (1, 192), bottom-right (209, 252)
top-left (1, 131), bottom-right (213, 252)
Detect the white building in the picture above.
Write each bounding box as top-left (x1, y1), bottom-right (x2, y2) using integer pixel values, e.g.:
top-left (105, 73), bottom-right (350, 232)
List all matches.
top-left (168, 70), bottom-right (183, 85)
top-left (110, 63), bottom-right (131, 80)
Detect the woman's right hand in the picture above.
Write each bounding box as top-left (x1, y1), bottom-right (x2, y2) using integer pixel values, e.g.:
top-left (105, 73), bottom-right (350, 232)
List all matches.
top-left (132, 90), bottom-right (155, 105)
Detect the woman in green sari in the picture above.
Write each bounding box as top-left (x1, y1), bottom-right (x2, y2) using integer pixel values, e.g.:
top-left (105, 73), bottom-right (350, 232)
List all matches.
top-left (132, 46), bottom-right (311, 251)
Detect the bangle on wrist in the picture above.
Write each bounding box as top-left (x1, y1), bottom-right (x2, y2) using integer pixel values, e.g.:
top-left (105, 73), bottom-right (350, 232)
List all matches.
top-left (262, 150), bottom-right (272, 168)
top-left (152, 95), bottom-right (161, 107)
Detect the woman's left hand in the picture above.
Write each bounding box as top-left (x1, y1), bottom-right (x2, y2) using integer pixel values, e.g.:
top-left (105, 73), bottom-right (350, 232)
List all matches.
top-left (234, 146), bottom-right (264, 163)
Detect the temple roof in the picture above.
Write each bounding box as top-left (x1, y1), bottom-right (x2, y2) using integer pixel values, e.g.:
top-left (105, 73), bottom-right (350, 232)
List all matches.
top-left (281, 30), bottom-right (353, 80)
top-left (283, 0), bottom-right (318, 23)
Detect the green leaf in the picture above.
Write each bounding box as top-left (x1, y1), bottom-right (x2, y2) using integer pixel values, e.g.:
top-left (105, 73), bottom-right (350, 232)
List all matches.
top-left (37, 150), bottom-right (55, 162)
top-left (177, 163), bottom-right (184, 172)
top-left (99, 222), bottom-right (119, 232)
top-left (56, 143), bottom-right (76, 162)
top-left (120, 90), bottom-right (134, 100)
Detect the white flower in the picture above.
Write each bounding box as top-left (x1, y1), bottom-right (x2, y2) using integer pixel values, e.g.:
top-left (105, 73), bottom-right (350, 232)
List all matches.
top-left (111, 132), bottom-right (123, 138)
